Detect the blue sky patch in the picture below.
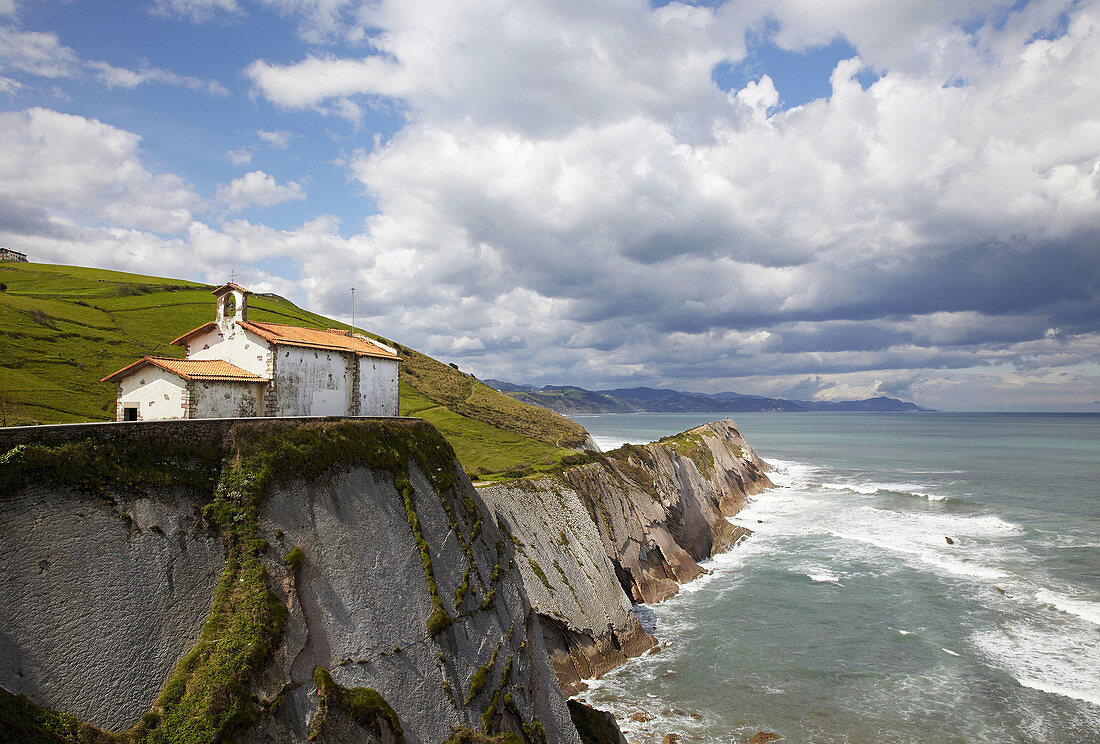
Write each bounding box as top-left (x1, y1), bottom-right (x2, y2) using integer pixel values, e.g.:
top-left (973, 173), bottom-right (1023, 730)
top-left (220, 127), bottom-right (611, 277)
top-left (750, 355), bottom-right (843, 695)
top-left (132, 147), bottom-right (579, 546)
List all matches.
top-left (713, 35), bottom-right (881, 109)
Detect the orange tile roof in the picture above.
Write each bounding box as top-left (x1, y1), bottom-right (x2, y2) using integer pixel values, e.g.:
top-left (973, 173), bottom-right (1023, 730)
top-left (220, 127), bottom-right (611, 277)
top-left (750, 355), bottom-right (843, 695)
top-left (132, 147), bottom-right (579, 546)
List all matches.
top-left (170, 320), bottom-right (401, 360)
top-left (239, 321), bottom-right (402, 360)
top-left (211, 282), bottom-right (252, 296)
top-left (101, 356), bottom-right (268, 383)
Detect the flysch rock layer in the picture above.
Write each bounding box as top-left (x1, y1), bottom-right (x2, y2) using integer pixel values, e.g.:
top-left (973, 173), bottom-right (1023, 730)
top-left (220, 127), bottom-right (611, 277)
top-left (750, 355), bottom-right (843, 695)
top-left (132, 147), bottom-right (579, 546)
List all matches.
top-left (0, 484), bottom-right (225, 730)
top-left (246, 460), bottom-right (580, 744)
top-left (481, 476), bottom-right (657, 695)
top-left (0, 418), bottom-right (582, 744)
top-left (479, 420), bottom-right (772, 695)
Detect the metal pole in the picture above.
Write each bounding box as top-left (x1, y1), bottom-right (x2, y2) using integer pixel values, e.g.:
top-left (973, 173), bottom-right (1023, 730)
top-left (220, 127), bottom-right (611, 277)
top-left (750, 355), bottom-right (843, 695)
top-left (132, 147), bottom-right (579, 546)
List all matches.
top-left (350, 287), bottom-right (355, 337)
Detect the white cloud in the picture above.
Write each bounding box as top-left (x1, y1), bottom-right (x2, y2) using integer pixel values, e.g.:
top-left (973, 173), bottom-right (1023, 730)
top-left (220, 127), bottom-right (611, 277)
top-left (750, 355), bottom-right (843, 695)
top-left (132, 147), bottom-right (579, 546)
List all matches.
top-left (0, 26), bottom-right (80, 78)
top-left (87, 60), bottom-right (229, 96)
top-left (0, 25), bottom-right (228, 95)
top-left (0, 75), bottom-right (19, 94)
top-left (227, 147), bottom-right (254, 165)
top-left (247, 55), bottom-right (407, 108)
top-left (248, 0), bottom-right (744, 137)
top-left (0, 107), bottom-right (203, 234)
top-left (240, 0), bottom-right (1100, 409)
top-left (257, 129), bottom-right (293, 148)
top-left (150, 0), bottom-right (242, 23)
top-left (0, 0), bottom-right (16, 17)
top-left (216, 170), bottom-right (307, 211)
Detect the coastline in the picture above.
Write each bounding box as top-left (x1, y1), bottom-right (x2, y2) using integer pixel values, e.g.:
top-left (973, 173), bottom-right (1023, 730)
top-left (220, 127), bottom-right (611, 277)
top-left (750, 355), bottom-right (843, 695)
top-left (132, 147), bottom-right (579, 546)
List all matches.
top-left (568, 412), bottom-right (1100, 744)
top-left (477, 419), bottom-right (774, 695)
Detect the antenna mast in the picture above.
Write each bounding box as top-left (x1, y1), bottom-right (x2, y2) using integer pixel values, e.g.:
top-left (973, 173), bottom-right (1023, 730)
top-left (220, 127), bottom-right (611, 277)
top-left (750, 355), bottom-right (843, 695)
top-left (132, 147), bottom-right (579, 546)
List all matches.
top-left (350, 287), bottom-right (355, 338)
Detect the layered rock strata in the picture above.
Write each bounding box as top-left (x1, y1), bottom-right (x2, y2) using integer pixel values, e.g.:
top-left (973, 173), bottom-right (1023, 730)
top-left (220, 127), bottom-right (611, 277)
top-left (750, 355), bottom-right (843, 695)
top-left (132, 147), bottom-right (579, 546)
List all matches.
top-left (0, 418), bottom-right (579, 744)
top-left (479, 420), bottom-right (771, 694)
top-left (0, 417), bottom-right (771, 742)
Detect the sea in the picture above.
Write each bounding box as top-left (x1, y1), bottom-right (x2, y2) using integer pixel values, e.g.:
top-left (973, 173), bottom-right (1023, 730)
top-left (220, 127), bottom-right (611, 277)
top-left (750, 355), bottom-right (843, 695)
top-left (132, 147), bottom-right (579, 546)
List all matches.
top-left (568, 412), bottom-right (1100, 744)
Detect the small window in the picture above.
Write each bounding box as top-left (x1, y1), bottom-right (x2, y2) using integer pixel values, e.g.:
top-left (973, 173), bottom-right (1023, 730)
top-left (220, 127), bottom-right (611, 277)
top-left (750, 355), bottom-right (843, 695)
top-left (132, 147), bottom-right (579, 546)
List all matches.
top-left (123, 406), bottom-right (138, 421)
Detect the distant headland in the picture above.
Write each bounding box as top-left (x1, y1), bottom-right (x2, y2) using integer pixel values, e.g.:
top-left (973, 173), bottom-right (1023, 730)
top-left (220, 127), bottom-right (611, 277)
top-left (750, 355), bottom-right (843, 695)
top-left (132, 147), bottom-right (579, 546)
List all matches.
top-left (485, 381), bottom-right (934, 415)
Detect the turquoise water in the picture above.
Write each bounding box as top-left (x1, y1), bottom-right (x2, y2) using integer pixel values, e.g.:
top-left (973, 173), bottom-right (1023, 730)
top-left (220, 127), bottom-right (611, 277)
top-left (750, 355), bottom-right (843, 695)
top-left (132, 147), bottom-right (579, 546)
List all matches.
top-left (570, 413), bottom-right (1100, 744)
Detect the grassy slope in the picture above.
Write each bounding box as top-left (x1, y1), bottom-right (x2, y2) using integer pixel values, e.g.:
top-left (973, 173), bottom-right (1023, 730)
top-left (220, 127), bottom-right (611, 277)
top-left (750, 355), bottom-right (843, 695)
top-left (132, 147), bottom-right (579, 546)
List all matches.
top-left (0, 262), bottom-right (587, 478)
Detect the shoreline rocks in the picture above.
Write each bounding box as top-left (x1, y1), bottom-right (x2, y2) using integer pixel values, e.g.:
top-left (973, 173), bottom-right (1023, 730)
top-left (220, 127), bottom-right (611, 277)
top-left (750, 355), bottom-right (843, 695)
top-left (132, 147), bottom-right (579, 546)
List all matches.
top-left (479, 419), bottom-right (772, 694)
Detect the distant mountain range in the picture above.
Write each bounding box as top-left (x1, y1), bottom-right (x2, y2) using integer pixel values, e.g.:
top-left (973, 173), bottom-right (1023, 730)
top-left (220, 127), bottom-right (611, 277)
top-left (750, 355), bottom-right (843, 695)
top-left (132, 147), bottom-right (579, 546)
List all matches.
top-left (483, 381), bottom-right (934, 415)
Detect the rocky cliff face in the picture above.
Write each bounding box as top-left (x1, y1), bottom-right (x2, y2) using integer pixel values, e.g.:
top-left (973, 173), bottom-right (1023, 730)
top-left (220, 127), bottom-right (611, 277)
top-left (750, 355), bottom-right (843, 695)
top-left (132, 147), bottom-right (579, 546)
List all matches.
top-left (0, 417), bottom-right (770, 743)
top-left (478, 420), bottom-right (772, 694)
top-left (0, 419), bottom-right (579, 744)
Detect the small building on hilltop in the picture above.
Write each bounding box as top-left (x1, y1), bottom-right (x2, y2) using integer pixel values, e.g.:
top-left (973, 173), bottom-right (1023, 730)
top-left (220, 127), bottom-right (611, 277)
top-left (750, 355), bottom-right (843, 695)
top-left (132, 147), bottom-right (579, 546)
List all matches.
top-left (0, 248), bottom-right (27, 262)
top-left (102, 282), bottom-right (401, 421)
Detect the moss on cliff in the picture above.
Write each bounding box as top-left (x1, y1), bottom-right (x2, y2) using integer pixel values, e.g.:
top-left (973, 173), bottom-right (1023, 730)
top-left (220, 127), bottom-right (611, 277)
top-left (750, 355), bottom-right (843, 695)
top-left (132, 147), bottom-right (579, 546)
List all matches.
top-left (657, 430), bottom-right (715, 475)
top-left (0, 689), bottom-right (92, 744)
top-left (0, 435), bottom-right (222, 499)
top-left (401, 472), bottom-right (453, 636)
top-left (0, 419), bottom-right (467, 744)
top-left (465, 643), bottom-right (501, 704)
top-left (442, 727), bottom-right (522, 744)
top-left (310, 666), bottom-right (403, 740)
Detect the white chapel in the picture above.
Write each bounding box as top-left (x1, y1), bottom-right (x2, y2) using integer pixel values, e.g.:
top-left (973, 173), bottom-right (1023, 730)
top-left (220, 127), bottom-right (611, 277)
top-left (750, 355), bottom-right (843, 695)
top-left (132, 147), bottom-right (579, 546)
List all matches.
top-left (102, 283), bottom-right (401, 421)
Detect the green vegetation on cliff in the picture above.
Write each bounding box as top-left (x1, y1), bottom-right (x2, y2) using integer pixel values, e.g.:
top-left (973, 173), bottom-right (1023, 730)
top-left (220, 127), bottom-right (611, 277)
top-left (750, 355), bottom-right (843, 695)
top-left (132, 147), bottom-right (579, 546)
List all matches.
top-left (0, 261), bottom-right (587, 477)
top-left (0, 418), bottom-right (489, 744)
top-left (310, 666), bottom-right (403, 740)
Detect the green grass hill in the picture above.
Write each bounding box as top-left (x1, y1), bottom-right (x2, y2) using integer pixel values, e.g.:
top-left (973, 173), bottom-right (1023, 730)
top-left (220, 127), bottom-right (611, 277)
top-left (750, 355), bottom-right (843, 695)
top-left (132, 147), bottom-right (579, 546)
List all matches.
top-left (0, 262), bottom-right (589, 479)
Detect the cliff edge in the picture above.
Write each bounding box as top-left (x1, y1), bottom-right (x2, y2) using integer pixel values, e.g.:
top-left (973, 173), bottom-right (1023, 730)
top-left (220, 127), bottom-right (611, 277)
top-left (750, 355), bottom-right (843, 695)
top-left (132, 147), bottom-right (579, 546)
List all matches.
top-left (479, 420), bottom-right (772, 694)
top-left (0, 417), bottom-right (772, 742)
top-left (0, 419), bottom-right (579, 744)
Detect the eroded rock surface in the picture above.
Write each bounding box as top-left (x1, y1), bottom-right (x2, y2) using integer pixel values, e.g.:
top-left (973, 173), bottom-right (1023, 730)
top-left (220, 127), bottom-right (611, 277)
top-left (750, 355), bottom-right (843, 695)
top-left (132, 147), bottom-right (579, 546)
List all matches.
top-left (0, 417), bottom-right (770, 743)
top-left (479, 420), bottom-right (771, 692)
top-left (0, 419), bottom-right (582, 744)
top-left (245, 461), bottom-right (579, 744)
top-left (0, 484), bottom-right (223, 730)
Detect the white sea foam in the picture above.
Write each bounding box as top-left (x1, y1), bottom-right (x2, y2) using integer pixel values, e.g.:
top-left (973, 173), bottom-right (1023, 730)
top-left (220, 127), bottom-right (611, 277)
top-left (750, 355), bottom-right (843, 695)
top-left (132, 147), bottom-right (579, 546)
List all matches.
top-left (819, 479), bottom-right (947, 501)
top-left (823, 506), bottom-right (1020, 581)
top-left (820, 480), bottom-right (882, 495)
top-left (1011, 676), bottom-right (1100, 708)
top-left (942, 648), bottom-right (961, 657)
top-left (1035, 588), bottom-right (1100, 626)
top-left (807, 571), bottom-right (842, 583)
top-left (735, 460), bottom-right (1025, 586)
top-left (591, 435), bottom-right (632, 451)
top-left (898, 629), bottom-right (914, 635)
top-left (972, 620), bottom-right (1100, 707)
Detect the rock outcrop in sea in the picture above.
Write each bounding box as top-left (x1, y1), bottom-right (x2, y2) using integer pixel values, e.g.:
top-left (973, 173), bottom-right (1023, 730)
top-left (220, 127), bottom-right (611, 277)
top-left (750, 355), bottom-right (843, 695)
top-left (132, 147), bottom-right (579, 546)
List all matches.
top-left (0, 417), bottom-right (770, 743)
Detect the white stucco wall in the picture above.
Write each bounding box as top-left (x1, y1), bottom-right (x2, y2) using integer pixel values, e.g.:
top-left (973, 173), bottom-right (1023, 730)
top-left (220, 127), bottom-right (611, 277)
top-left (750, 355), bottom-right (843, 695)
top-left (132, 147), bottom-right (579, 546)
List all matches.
top-left (188, 381), bottom-right (267, 418)
top-left (186, 326), bottom-right (272, 379)
top-left (358, 357), bottom-right (399, 416)
top-left (116, 369), bottom-right (187, 421)
top-left (272, 347), bottom-right (354, 416)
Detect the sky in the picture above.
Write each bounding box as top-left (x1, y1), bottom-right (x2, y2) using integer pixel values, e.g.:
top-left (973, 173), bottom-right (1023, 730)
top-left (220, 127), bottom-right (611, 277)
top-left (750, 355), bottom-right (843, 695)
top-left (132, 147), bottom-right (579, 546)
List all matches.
top-left (2, 1), bottom-right (1099, 411)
